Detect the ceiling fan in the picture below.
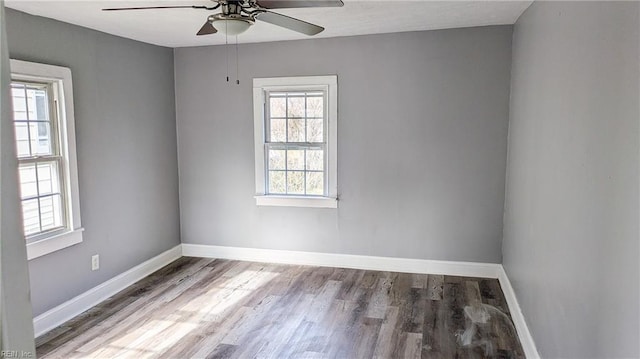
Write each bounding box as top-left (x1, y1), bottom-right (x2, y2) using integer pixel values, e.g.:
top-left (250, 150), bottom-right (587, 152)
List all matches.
top-left (103, 0), bottom-right (344, 37)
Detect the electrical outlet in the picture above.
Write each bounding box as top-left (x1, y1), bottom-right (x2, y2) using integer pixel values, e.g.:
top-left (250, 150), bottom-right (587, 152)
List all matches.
top-left (91, 254), bottom-right (99, 271)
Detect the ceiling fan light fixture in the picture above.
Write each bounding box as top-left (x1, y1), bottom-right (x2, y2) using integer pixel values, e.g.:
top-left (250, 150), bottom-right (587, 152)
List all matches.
top-left (212, 18), bottom-right (253, 36)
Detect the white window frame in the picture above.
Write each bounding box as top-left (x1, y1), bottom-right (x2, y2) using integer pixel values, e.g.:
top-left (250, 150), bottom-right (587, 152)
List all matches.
top-left (253, 75), bottom-right (338, 208)
top-left (10, 59), bottom-right (83, 260)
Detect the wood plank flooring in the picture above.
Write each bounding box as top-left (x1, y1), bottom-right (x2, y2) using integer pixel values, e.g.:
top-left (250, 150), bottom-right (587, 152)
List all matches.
top-left (36, 257), bottom-right (525, 358)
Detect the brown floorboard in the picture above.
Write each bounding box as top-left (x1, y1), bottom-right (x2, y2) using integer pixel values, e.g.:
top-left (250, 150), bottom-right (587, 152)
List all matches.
top-left (36, 258), bottom-right (525, 358)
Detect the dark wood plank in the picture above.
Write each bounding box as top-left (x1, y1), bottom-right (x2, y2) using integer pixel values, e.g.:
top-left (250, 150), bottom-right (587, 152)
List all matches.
top-left (480, 278), bottom-right (511, 314)
top-left (422, 299), bottom-right (442, 358)
top-left (443, 281), bottom-right (469, 359)
top-left (335, 269), bottom-right (362, 301)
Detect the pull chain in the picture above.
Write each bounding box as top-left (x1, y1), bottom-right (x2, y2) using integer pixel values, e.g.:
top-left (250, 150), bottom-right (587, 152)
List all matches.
top-left (235, 35), bottom-right (240, 85)
top-left (225, 23), bottom-right (229, 82)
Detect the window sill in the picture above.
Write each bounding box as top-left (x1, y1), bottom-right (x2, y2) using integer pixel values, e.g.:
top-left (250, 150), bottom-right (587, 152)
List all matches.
top-left (26, 228), bottom-right (84, 260)
top-left (255, 195), bottom-right (338, 208)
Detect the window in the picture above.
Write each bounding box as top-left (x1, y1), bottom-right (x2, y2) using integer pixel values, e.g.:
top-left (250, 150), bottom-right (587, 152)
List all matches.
top-left (253, 76), bottom-right (337, 208)
top-left (10, 59), bottom-right (83, 260)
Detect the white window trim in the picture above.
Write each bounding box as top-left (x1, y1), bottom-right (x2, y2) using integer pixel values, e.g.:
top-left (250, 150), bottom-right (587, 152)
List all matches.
top-left (10, 59), bottom-right (83, 260)
top-left (253, 75), bottom-right (338, 208)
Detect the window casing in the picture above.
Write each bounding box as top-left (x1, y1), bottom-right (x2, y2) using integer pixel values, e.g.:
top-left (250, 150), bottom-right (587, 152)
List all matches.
top-left (253, 76), bottom-right (338, 208)
top-left (10, 59), bottom-right (83, 260)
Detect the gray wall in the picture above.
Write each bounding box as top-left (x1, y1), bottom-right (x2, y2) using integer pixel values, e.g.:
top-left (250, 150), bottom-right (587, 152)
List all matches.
top-left (5, 9), bottom-right (181, 316)
top-left (175, 26), bottom-right (512, 263)
top-left (503, 2), bottom-right (639, 358)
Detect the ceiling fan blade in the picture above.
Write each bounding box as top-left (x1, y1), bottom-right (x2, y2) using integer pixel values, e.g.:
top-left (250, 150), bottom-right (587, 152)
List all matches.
top-left (102, 5), bottom-right (209, 11)
top-left (256, 0), bottom-right (343, 9)
top-left (197, 21), bottom-right (217, 36)
top-left (257, 11), bottom-right (324, 35)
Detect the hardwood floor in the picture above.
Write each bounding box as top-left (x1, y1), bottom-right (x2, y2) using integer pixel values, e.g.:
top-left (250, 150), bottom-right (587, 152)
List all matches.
top-left (36, 257), bottom-right (525, 358)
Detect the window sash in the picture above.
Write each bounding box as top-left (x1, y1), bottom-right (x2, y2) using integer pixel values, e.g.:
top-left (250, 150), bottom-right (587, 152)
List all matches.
top-left (11, 81), bottom-right (61, 159)
top-left (11, 80), bottom-right (68, 239)
top-left (264, 90), bottom-right (327, 145)
top-left (18, 157), bottom-right (67, 240)
top-left (264, 89), bottom-right (328, 196)
top-left (264, 143), bottom-right (327, 196)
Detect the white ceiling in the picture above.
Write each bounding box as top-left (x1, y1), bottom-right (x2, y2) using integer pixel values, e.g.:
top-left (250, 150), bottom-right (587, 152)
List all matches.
top-left (5, 0), bottom-right (533, 48)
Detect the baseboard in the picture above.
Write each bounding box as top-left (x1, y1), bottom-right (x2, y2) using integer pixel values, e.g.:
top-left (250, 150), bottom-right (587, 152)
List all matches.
top-left (181, 243), bottom-right (502, 278)
top-left (32, 245), bottom-right (183, 337)
top-left (497, 267), bottom-right (540, 359)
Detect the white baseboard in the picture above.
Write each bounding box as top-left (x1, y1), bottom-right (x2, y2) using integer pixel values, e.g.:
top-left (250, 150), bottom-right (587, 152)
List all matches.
top-left (33, 245), bottom-right (183, 338)
top-left (181, 243), bottom-right (502, 278)
top-left (497, 267), bottom-right (540, 359)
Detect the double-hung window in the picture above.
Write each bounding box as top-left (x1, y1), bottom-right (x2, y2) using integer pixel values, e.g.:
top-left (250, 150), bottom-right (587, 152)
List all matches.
top-left (12, 81), bottom-right (64, 235)
top-left (253, 76), bottom-right (338, 208)
top-left (10, 59), bottom-right (83, 260)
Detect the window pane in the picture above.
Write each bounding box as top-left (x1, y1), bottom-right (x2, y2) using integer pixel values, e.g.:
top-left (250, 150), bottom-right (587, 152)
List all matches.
top-left (306, 96), bottom-right (323, 118)
top-left (286, 149), bottom-right (304, 170)
top-left (270, 118), bottom-right (286, 142)
top-left (13, 110), bottom-right (28, 121)
top-left (11, 86), bottom-right (28, 120)
top-left (268, 171), bottom-right (286, 194)
top-left (53, 195), bottom-right (63, 228)
top-left (21, 198), bottom-right (40, 236)
top-left (306, 149), bottom-right (324, 171)
top-left (287, 118), bottom-right (305, 142)
top-left (33, 122), bottom-right (53, 156)
top-left (287, 96), bottom-right (305, 118)
top-left (37, 162), bottom-right (61, 195)
top-left (269, 96), bottom-right (286, 118)
top-left (34, 89), bottom-right (48, 121)
top-left (29, 122), bottom-right (39, 155)
top-left (40, 195), bottom-right (63, 232)
top-left (16, 140), bottom-right (31, 157)
top-left (18, 164), bottom-right (38, 199)
top-left (25, 87), bottom-right (48, 122)
top-left (287, 171), bottom-right (305, 194)
top-left (268, 149), bottom-right (285, 170)
top-left (306, 172), bottom-right (324, 195)
top-left (14, 122), bottom-right (31, 157)
top-left (307, 118), bottom-right (323, 143)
